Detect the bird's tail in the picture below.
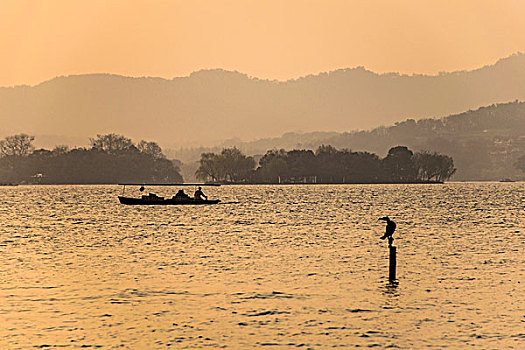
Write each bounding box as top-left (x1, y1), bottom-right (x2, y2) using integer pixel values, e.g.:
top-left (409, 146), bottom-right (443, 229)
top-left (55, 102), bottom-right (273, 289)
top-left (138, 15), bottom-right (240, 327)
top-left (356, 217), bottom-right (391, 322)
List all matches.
top-left (380, 235), bottom-right (387, 240)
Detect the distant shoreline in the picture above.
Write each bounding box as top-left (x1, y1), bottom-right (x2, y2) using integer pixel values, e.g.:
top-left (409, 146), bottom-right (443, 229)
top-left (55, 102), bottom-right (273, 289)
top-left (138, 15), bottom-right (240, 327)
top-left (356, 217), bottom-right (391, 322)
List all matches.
top-left (9, 180), bottom-right (525, 186)
top-left (14, 181), bottom-right (444, 186)
top-left (207, 180), bottom-right (445, 185)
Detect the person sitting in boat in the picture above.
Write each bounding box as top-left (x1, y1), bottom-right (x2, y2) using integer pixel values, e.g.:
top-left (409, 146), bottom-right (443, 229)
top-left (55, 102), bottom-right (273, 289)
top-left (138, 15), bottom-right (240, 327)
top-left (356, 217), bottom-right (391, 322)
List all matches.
top-left (194, 186), bottom-right (208, 200)
top-left (173, 189), bottom-right (189, 201)
top-left (175, 189), bottom-right (189, 198)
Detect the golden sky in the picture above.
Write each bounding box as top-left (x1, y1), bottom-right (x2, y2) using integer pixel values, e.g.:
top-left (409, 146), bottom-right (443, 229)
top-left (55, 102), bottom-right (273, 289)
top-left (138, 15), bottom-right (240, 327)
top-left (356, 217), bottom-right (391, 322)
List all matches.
top-left (1, 0), bottom-right (524, 86)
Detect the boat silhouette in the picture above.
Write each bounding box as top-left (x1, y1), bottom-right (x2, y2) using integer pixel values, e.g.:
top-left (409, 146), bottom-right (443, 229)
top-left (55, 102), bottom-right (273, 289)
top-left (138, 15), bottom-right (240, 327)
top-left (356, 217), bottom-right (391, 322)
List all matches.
top-left (118, 183), bottom-right (221, 205)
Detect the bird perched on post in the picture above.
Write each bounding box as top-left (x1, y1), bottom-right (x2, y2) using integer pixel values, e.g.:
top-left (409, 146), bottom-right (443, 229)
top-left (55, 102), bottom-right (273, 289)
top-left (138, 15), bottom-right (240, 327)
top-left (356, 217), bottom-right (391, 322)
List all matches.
top-left (379, 216), bottom-right (396, 246)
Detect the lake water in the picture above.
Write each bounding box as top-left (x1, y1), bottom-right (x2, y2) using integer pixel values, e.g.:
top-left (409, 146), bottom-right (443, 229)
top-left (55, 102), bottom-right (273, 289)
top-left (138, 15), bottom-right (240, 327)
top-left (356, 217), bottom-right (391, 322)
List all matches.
top-left (0, 184), bottom-right (523, 349)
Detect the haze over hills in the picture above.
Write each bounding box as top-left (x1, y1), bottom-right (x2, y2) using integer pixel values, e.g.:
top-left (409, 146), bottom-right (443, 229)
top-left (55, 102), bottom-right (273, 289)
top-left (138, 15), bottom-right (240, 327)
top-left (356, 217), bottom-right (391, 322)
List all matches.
top-left (171, 101), bottom-right (525, 182)
top-left (1, 53), bottom-right (524, 149)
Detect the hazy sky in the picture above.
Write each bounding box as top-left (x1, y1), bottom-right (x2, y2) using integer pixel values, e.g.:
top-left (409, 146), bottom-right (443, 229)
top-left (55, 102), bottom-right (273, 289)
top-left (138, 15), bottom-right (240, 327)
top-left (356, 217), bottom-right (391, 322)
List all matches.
top-left (2, 0), bottom-right (524, 86)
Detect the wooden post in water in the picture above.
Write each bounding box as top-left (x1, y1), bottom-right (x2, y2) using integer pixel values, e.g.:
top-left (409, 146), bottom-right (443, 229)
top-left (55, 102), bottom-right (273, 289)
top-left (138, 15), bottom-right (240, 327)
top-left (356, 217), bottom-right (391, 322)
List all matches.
top-left (379, 217), bottom-right (398, 282)
top-left (389, 244), bottom-right (397, 282)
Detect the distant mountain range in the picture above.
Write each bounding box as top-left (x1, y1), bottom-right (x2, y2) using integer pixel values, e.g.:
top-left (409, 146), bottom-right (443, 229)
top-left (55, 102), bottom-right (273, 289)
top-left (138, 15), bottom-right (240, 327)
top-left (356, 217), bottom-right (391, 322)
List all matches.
top-left (1, 53), bottom-right (524, 149)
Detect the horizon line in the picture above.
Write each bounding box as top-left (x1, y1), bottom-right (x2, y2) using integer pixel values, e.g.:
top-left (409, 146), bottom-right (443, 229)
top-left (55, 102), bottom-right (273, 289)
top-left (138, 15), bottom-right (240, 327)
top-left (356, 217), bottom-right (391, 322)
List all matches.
top-left (2, 52), bottom-right (523, 89)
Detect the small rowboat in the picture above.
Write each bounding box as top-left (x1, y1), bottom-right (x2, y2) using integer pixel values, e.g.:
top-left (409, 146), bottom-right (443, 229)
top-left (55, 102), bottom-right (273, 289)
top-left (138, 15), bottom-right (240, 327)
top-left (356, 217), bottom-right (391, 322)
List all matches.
top-left (118, 195), bottom-right (220, 205)
top-left (118, 183), bottom-right (221, 205)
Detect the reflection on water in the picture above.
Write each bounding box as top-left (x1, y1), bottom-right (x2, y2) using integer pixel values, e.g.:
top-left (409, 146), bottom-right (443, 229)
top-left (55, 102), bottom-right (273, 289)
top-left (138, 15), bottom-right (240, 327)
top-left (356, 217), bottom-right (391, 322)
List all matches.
top-left (0, 183), bottom-right (523, 349)
top-left (382, 281), bottom-right (400, 297)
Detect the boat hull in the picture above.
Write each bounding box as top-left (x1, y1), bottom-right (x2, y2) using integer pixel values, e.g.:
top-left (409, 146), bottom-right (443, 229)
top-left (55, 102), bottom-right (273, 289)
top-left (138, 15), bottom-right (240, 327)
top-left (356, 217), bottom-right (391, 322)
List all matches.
top-left (118, 196), bottom-right (221, 205)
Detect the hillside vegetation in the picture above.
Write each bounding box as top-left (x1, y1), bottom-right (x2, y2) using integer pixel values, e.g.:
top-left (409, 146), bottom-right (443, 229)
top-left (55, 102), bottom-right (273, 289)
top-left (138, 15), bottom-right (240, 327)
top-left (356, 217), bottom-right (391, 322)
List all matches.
top-left (172, 101), bottom-right (525, 181)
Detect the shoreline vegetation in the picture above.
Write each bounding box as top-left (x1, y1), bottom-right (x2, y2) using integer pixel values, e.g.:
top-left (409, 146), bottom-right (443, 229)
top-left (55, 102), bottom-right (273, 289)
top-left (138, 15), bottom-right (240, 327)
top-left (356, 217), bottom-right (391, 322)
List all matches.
top-left (0, 133), bottom-right (457, 185)
top-left (0, 134), bottom-right (183, 185)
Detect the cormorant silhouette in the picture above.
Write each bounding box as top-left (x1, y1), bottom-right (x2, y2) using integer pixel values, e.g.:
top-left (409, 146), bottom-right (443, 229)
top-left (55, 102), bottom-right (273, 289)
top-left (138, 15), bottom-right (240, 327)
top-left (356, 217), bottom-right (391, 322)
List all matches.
top-left (379, 216), bottom-right (396, 246)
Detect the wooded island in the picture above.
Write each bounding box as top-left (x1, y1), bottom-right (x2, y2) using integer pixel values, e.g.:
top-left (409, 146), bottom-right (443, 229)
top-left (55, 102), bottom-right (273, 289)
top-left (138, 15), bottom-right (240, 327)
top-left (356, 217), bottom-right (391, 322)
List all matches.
top-left (196, 145), bottom-right (456, 184)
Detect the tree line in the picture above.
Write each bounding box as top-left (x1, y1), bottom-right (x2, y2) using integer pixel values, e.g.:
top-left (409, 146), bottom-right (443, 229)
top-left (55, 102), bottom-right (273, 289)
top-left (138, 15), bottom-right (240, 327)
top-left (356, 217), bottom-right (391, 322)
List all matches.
top-left (0, 133), bottom-right (457, 185)
top-left (0, 133), bottom-right (183, 184)
top-left (196, 145), bottom-right (456, 183)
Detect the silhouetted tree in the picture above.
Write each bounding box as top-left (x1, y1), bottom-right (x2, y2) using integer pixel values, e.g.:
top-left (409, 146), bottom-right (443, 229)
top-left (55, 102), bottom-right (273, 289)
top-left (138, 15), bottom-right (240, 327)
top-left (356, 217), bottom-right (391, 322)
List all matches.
top-left (414, 151), bottom-right (456, 181)
top-left (382, 146), bottom-right (417, 182)
top-left (286, 149), bottom-right (316, 181)
top-left (218, 147), bottom-right (255, 182)
top-left (137, 140), bottom-right (165, 159)
top-left (341, 151), bottom-right (382, 183)
top-left (90, 133), bottom-right (134, 154)
top-left (256, 149), bottom-right (288, 182)
top-left (195, 152), bottom-right (220, 181)
top-left (195, 147), bottom-right (255, 182)
top-left (0, 134), bottom-right (35, 157)
top-left (316, 145), bottom-right (343, 183)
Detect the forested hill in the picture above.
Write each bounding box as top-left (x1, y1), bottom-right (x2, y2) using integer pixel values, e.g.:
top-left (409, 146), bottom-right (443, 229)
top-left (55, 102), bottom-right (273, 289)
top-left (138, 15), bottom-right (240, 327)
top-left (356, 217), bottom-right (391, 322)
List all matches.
top-left (172, 101), bottom-right (525, 181)
top-left (1, 53), bottom-right (525, 148)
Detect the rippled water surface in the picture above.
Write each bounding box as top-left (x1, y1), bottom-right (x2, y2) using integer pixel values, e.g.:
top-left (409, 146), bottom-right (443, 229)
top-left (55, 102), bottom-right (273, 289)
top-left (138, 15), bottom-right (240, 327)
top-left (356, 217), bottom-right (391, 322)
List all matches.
top-left (0, 184), bottom-right (523, 349)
